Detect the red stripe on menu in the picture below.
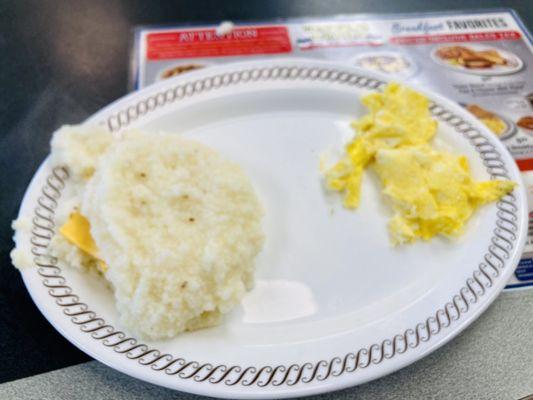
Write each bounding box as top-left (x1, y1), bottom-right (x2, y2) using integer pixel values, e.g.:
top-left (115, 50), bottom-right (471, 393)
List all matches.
top-left (146, 26), bottom-right (292, 60)
top-left (300, 42), bottom-right (384, 50)
top-left (390, 31), bottom-right (521, 45)
top-left (516, 159), bottom-right (533, 171)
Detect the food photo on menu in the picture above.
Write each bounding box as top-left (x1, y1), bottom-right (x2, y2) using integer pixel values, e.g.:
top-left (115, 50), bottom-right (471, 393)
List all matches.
top-left (3, 3), bottom-right (533, 400)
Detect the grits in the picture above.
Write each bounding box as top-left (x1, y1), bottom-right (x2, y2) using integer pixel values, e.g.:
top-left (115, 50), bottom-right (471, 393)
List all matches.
top-left (13, 126), bottom-right (265, 340)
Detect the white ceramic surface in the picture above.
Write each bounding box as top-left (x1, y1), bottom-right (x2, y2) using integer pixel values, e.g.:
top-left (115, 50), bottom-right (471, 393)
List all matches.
top-left (430, 43), bottom-right (523, 76)
top-left (14, 59), bottom-right (528, 399)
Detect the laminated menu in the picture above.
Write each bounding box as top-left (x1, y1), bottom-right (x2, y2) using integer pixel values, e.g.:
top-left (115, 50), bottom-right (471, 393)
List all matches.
top-left (131, 9), bottom-right (533, 289)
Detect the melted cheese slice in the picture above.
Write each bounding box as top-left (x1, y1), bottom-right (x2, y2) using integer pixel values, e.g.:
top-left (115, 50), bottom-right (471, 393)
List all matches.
top-left (59, 211), bottom-right (107, 272)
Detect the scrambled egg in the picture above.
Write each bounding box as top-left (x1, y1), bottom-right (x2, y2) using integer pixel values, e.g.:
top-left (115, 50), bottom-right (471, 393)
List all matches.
top-left (325, 82), bottom-right (515, 244)
top-left (39, 127), bottom-right (265, 340)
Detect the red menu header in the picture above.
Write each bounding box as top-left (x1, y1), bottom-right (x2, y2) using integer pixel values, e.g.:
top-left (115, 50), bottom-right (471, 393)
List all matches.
top-left (390, 30), bottom-right (521, 45)
top-left (147, 26), bottom-right (292, 60)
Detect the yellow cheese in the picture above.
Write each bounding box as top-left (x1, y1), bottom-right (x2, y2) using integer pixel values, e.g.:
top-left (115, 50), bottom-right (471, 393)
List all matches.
top-left (480, 117), bottom-right (506, 136)
top-left (59, 211), bottom-right (107, 272)
top-left (324, 82), bottom-right (515, 244)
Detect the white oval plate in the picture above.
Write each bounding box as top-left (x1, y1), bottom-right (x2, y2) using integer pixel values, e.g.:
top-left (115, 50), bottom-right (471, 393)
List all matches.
top-left (430, 44), bottom-right (523, 76)
top-left (14, 59), bottom-right (527, 399)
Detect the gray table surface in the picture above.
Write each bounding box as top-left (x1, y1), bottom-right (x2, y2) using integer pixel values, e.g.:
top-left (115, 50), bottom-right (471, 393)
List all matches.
top-left (2, 289), bottom-right (532, 400)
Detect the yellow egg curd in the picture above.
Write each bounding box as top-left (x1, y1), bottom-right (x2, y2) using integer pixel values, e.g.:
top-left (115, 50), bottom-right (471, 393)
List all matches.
top-left (324, 82), bottom-right (515, 245)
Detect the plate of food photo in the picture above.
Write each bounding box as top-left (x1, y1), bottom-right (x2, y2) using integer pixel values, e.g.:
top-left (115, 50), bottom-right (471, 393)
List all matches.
top-left (11, 59), bottom-right (527, 399)
top-left (464, 104), bottom-right (517, 141)
top-left (517, 116), bottom-right (533, 133)
top-left (431, 44), bottom-right (523, 76)
top-left (158, 62), bottom-right (208, 80)
top-left (351, 51), bottom-right (417, 79)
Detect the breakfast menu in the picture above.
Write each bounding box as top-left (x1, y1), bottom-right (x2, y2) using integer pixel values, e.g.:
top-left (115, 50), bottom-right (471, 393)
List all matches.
top-left (131, 9), bottom-right (533, 290)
